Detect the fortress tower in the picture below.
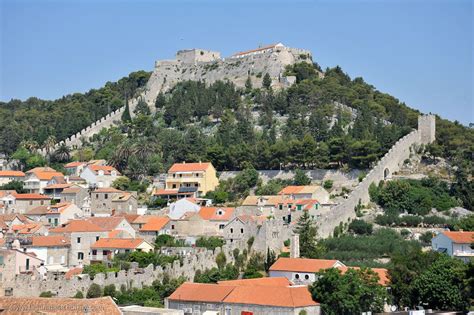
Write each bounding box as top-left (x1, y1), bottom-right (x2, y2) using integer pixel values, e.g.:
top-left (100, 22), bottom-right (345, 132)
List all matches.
top-left (418, 114), bottom-right (436, 144)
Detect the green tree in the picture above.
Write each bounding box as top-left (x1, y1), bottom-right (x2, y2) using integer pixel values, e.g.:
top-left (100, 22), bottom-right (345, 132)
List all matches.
top-left (310, 268), bottom-right (387, 315)
top-left (86, 283), bottom-right (103, 298)
top-left (73, 291), bottom-right (84, 298)
top-left (293, 169), bottom-right (311, 185)
top-left (245, 76), bottom-right (253, 93)
top-left (0, 180), bottom-right (26, 193)
top-left (293, 211), bottom-right (319, 258)
top-left (264, 248), bottom-right (276, 272)
top-left (112, 176), bottom-right (131, 190)
top-left (103, 284), bottom-right (116, 298)
top-left (348, 219), bottom-right (373, 235)
top-left (262, 73), bottom-right (272, 89)
top-left (215, 252), bottom-right (227, 270)
top-left (39, 291), bottom-right (53, 297)
top-left (134, 98), bottom-right (151, 116)
top-left (122, 101), bottom-right (132, 122)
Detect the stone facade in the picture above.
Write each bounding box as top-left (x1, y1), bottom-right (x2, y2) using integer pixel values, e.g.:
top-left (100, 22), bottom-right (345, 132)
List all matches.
top-left (1, 246), bottom-right (236, 298)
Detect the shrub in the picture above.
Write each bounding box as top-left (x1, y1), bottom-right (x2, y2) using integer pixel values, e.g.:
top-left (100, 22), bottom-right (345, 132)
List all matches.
top-left (86, 283), bottom-right (102, 298)
top-left (73, 291), bottom-right (84, 299)
top-left (39, 291), bottom-right (53, 298)
top-left (103, 284), bottom-right (116, 298)
top-left (323, 180), bottom-right (333, 190)
top-left (348, 220), bottom-right (373, 235)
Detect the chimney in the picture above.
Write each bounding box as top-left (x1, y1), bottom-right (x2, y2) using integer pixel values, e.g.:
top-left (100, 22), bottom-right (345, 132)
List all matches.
top-left (290, 233), bottom-right (300, 258)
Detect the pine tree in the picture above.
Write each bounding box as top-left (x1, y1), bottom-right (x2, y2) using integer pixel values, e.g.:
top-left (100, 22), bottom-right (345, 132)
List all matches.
top-left (245, 76), bottom-right (253, 93)
top-left (155, 92), bottom-right (166, 109)
top-left (264, 248), bottom-right (276, 272)
top-left (262, 73), bottom-right (272, 90)
top-left (134, 98), bottom-right (151, 116)
top-left (122, 99), bottom-right (131, 122)
top-left (293, 211), bottom-right (319, 258)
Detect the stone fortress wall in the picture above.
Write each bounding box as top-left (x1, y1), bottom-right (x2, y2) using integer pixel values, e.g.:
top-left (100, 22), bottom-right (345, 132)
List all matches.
top-left (4, 244), bottom-right (240, 298)
top-left (317, 115), bottom-right (436, 238)
top-left (40, 44), bottom-right (311, 155)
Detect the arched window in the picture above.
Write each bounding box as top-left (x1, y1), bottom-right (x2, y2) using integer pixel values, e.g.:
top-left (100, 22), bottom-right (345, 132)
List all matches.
top-left (295, 274), bottom-right (300, 279)
top-left (305, 274), bottom-right (309, 280)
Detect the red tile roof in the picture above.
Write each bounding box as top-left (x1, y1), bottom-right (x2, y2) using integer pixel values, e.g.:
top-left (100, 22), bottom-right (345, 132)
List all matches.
top-left (0, 296), bottom-right (121, 315)
top-left (44, 183), bottom-right (72, 189)
top-left (442, 231), bottom-right (474, 244)
top-left (91, 238), bottom-right (148, 249)
top-left (93, 187), bottom-right (122, 193)
top-left (218, 277), bottom-right (292, 287)
top-left (11, 222), bottom-right (45, 234)
top-left (27, 168), bottom-right (64, 181)
top-left (50, 220), bottom-right (106, 233)
top-left (232, 44), bottom-right (279, 56)
top-left (86, 217), bottom-right (127, 231)
top-left (338, 266), bottom-right (389, 286)
top-left (64, 161), bottom-right (86, 168)
top-left (13, 193), bottom-right (50, 200)
top-left (88, 165), bottom-right (120, 175)
top-left (65, 267), bottom-right (83, 280)
top-left (154, 189), bottom-right (179, 196)
top-left (269, 258), bottom-right (341, 273)
top-left (168, 162), bottom-right (212, 173)
top-left (139, 217), bottom-right (170, 232)
top-left (31, 235), bottom-right (70, 247)
top-left (198, 207), bottom-right (235, 221)
top-left (168, 282), bottom-right (317, 307)
top-left (0, 171), bottom-right (25, 177)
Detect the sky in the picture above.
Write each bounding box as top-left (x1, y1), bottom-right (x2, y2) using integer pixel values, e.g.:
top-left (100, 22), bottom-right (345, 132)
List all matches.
top-left (1, 0), bottom-right (473, 125)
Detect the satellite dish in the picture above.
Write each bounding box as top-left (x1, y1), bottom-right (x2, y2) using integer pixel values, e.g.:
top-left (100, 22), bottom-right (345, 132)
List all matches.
top-left (390, 305), bottom-right (397, 312)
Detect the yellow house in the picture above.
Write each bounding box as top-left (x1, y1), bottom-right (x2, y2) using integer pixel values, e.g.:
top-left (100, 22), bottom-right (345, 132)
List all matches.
top-left (165, 162), bottom-right (219, 197)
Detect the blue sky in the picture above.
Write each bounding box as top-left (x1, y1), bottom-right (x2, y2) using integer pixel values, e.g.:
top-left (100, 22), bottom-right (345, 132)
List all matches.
top-left (1, 0), bottom-right (472, 124)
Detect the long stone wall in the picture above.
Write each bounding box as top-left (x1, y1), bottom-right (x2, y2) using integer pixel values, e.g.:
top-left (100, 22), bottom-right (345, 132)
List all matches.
top-left (5, 245), bottom-right (237, 298)
top-left (317, 115), bottom-right (436, 238)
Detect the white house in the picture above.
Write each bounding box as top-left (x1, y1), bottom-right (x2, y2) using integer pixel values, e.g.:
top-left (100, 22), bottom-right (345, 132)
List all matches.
top-left (80, 165), bottom-right (120, 188)
top-left (0, 171), bottom-right (25, 185)
top-left (25, 202), bottom-right (83, 227)
top-left (269, 257), bottom-right (344, 285)
top-left (168, 198), bottom-right (201, 220)
top-left (431, 231), bottom-right (474, 262)
top-left (23, 167), bottom-right (64, 194)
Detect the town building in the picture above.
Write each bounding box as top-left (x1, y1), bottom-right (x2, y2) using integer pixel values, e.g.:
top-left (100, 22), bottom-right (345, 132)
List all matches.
top-left (0, 192), bottom-right (51, 214)
top-left (165, 162), bottom-right (219, 197)
top-left (86, 216), bottom-right (136, 238)
top-left (26, 202), bottom-right (83, 227)
top-left (269, 257), bottom-right (345, 284)
top-left (49, 220), bottom-right (109, 266)
top-left (59, 184), bottom-right (89, 207)
top-left (171, 207), bottom-right (235, 238)
top-left (165, 281), bottom-right (320, 315)
top-left (90, 187), bottom-right (137, 216)
top-left (23, 167), bottom-right (64, 194)
top-left (0, 170), bottom-right (25, 185)
top-left (25, 235), bottom-right (70, 266)
top-left (431, 230), bottom-right (474, 262)
top-left (90, 238), bottom-right (154, 262)
top-left (278, 185), bottom-right (330, 203)
top-left (80, 164), bottom-right (120, 188)
top-left (0, 248), bottom-right (44, 286)
top-left (138, 216), bottom-right (171, 242)
top-left (168, 198), bottom-right (201, 220)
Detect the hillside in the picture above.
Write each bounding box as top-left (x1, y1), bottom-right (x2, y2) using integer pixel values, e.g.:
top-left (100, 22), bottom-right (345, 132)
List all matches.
top-left (1, 48), bottom-right (472, 181)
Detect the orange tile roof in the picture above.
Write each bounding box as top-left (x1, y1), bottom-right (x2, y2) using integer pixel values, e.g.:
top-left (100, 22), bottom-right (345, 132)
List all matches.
top-left (88, 165), bottom-right (120, 175)
top-left (198, 207), bottom-right (235, 221)
top-left (236, 214), bottom-right (267, 225)
top-left (13, 193), bottom-right (50, 200)
top-left (31, 235), bottom-right (70, 247)
top-left (11, 222), bottom-right (44, 234)
top-left (26, 166), bottom-right (56, 173)
top-left (218, 277), bottom-right (292, 287)
top-left (0, 296), bottom-right (121, 315)
top-left (139, 216), bottom-right (170, 232)
top-left (65, 267), bottom-right (83, 279)
top-left (50, 220), bottom-right (106, 233)
top-left (168, 162), bottom-right (211, 173)
top-left (225, 285), bottom-right (317, 307)
top-left (64, 161), bottom-right (86, 168)
top-left (0, 190), bottom-right (16, 198)
top-left (91, 238), bottom-right (147, 249)
top-left (0, 170), bottom-right (25, 177)
top-left (278, 186), bottom-right (305, 195)
top-left (338, 266), bottom-right (389, 286)
top-left (442, 231), bottom-right (474, 244)
top-left (269, 258), bottom-right (341, 273)
top-left (94, 187), bottom-right (122, 193)
top-left (29, 170), bottom-right (64, 181)
top-left (117, 214), bottom-right (140, 224)
top-left (154, 189), bottom-right (179, 196)
top-left (44, 183), bottom-right (72, 189)
top-left (86, 217), bottom-right (127, 231)
top-left (168, 283), bottom-right (236, 303)
top-left (61, 186), bottom-right (82, 193)
top-left (0, 214), bottom-right (30, 224)
top-left (168, 282), bottom-right (317, 307)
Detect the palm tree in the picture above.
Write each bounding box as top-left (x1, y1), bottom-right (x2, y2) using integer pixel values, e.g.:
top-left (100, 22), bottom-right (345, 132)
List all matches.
top-left (20, 139), bottom-right (39, 153)
top-left (109, 140), bottom-right (133, 171)
top-left (54, 143), bottom-right (71, 162)
top-left (43, 135), bottom-right (56, 164)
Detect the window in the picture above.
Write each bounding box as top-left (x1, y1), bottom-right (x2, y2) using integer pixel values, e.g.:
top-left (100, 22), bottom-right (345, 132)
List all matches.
top-left (219, 224), bottom-right (225, 230)
top-left (279, 204), bottom-right (283, 210)
top-left (295, 273), bottom-right (300, 279)
top-left (171, 225), bottom-right (175, 230)
top-left (297, 205), bottom-right (302, 211)
top-left (194, 183), bottom-right (198, 187)
top-left (77, 237), bottom-right (81, 244)
top-left (54, 218), bottom-right (58, 226)
top-left (305, 274), bottom-right (310, 280)
top-left (125, 249), bottom-right (130, 253)
top-left (240, 228), bottom-right (244, 234)
top-left (92, 250), bottom-right (97, 256)
top-left (230, 228), bottom-right (233, 233)
top-left (40, 201), bottom-right (44, 205)
top-left (25, 258), bottom-right (30, 270)
top-left (104, 194), bottom-right (108, 199)
top-left (172, 184), bottom-right (177, 189)
top-left (96, 194), bottom-right (99, 199)
top-left (96, 236), bottom-right (100, 241)
top-left (179, 174), bottom-right (182, 178)
top-left (29, 201), bottom-right (33, 205)
top-left (78, 252), bottom-right (84, 260)
top-left (103, 250), bottom-right (108, 255)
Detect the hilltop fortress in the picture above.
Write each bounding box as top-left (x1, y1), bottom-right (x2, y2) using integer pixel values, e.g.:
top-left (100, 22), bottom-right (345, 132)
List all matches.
top-left (142, 43), bottom-right (312, 108)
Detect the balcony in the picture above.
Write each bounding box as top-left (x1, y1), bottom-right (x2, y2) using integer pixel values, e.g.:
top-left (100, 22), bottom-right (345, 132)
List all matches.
top-left (454, 250), bottom-right (474, 257)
